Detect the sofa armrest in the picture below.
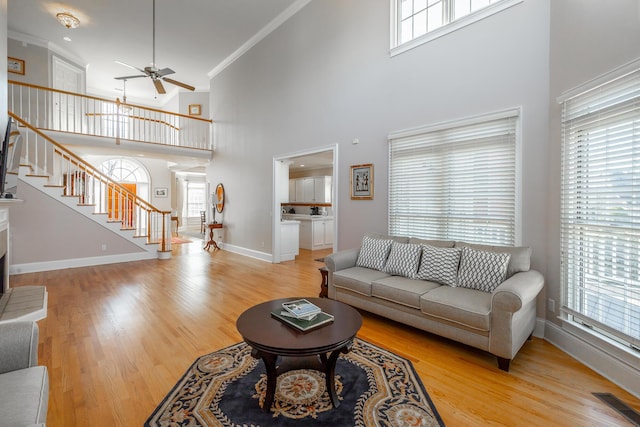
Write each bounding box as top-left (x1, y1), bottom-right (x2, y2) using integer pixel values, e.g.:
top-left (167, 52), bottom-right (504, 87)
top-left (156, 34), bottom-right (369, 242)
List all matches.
top-left (0, 321), bottom-right (39, 374)
top-left (492, 270), bottom-right (545, 313)
top-left (325, 248), bottom-right (360, 272)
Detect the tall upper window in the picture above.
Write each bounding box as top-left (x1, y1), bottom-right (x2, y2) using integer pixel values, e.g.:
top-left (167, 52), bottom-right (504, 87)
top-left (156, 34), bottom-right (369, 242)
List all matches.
top-left (391, 0), bottom-right (522, 55)
top-left (560, 66), bottom-right (640, 350)
top-left (388, 110), bottom-right (519, 246)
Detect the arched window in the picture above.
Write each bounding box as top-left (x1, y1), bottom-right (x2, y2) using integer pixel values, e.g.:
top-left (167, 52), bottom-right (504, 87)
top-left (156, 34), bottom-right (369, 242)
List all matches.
top-left (99, 158), bottom-right (150, 202)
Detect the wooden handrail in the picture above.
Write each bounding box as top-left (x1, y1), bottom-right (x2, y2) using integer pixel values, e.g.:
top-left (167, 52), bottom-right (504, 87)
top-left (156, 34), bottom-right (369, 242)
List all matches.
top-left (9, 112), bottom-right (168, 214)
top-left (85, 113), bottom-right (181, 131)
top-left (9, 80), bottom-right (213, 124)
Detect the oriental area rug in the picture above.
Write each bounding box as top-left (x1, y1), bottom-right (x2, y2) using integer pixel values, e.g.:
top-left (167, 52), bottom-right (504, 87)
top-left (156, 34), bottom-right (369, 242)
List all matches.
top-left (145, 338), bottom-right (445, 427)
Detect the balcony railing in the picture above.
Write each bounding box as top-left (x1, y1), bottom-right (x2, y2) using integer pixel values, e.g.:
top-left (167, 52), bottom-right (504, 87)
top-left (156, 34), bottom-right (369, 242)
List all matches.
top-left (9, 112), bottom-right (172, 253)
top-left (8, 80), bottom-right (212, 150)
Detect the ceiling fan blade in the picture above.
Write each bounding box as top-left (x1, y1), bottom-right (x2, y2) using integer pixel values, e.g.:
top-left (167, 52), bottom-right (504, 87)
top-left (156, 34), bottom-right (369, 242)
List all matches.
top-left (114, 60), bottom-right (146, 74)
top-left (162, 77), bottom-right (195, 91)
top-left (115, 75), bottom-right (148, 80)
top-left (156, 67), bottom-right (175, 77)
top-left (153, 79), bottom-right (166, 94)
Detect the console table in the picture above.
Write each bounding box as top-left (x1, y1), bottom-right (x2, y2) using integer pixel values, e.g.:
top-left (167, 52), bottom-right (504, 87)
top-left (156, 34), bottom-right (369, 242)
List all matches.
top-left (204, 222), bottom-right (223, 251)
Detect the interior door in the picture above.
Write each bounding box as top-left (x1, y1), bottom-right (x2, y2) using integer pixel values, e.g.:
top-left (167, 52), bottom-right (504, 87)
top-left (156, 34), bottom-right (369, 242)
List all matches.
top-left (52, 56), bottom-right (84, 132)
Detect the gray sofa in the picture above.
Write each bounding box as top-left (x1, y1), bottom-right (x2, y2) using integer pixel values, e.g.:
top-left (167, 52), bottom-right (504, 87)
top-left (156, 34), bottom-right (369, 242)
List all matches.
top-left (0, 321), bottom-right (49, 426)
top-left (325, 235), bottom-right (544, 371)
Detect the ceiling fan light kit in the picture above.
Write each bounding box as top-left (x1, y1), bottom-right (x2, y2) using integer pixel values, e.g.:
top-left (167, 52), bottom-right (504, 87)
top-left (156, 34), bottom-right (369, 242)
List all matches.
top-left (56, 12), bottom-right (80, 29)
top-left (114, 0), bottom-right (195, 96)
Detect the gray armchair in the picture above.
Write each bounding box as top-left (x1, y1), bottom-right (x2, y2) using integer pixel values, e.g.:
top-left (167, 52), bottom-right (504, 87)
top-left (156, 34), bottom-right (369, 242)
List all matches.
top-left (0, 321), bottom-right (49, 427)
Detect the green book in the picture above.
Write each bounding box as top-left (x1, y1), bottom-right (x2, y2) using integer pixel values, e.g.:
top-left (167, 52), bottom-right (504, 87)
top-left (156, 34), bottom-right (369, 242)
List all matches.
top-left (271, 310), bottom-right (334, 332)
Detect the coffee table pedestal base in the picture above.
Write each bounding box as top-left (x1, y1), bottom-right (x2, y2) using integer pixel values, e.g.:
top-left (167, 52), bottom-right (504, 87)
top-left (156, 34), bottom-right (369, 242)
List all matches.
top-left (251, 341), bottom-right (353, 412)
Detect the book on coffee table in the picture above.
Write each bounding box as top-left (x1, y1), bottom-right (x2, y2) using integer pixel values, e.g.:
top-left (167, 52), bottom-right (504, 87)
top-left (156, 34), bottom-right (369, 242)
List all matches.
top-left (282, 299), bottom-right (321, 319)
top-left (271, 310), bottom-right (334, 332)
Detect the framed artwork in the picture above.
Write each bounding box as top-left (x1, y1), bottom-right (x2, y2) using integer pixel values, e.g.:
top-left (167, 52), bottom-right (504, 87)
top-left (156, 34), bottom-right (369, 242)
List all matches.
top-left (8, 57), bottom-right (25, 75)
top-left (350, 164), bottom-right (374, 200)
top-left (155, 187), bottom-right (168, 197)
top-left (188, 104), bottom-right (201, 116)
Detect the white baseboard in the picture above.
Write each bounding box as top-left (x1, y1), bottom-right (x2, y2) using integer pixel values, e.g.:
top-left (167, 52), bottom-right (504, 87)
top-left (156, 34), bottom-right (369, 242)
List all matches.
top-left (534, 317), bottom-right (546, 338)
top-left (544, 320), bottom-right (640, 399)
top-left (10, 252), bottom-right (157, 275)
top-left (219, 243), bottom-right (273, 263)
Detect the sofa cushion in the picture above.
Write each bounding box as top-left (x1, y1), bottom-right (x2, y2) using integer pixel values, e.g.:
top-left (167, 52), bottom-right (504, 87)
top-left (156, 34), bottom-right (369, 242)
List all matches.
top-left (0, 366), bottom-right (49, 427)
top-left (455, 241), bottom-right (531, 278)
top-left (372, 276), bottom-right (441, 309)
top-left (356, 236), bottom-right (394, 271)
top-left (416, 245), bottom-right (462, 286)
top-left (332, 267), bottom-right (391, 296)
top-left (408, 237), bottom-right (455, 248)
top-left (384, 242), bottom-right (422, 277)
top-left (420, 286), bottom-right (492, 331)
top-left (457, 246), bottom-right (511, 292)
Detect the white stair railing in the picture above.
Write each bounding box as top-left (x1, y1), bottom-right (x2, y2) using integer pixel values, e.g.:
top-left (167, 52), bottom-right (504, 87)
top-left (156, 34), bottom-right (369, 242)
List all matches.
top-left (8, 80), bottom-right (212, 150)
top-left (9, 112), bottom-right (172, 254)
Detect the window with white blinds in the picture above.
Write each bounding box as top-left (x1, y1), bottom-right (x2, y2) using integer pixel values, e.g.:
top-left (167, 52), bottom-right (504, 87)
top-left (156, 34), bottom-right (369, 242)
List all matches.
top-left (560, 67), bottom-right (640, 350)
top-left (388, 111), bottom-right (518, 246)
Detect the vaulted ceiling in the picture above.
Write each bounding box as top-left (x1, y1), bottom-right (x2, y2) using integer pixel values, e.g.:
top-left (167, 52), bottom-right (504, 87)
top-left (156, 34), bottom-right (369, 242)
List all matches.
top-left (7, 0), bottom-right (300, 105)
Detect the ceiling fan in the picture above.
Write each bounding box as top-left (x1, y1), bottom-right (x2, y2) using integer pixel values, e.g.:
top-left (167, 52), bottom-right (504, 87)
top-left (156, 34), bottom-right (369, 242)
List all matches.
top-left (114, 0), bottom-right (195, 95)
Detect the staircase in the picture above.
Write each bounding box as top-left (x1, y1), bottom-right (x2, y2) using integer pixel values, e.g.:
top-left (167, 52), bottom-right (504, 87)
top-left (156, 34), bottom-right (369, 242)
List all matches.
top-left (6, 82), bottom-right (213, 261)
top-left (9, 113), bottom-right (174, 258)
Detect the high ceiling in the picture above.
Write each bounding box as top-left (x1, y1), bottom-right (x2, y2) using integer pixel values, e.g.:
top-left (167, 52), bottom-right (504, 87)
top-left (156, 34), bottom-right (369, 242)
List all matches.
top-left (7, 0), bottom-right (300, 106)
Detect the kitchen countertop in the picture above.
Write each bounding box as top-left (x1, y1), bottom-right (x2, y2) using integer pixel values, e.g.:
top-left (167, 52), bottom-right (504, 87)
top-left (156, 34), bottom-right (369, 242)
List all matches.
top-left (282, 214), bottom-right (334, 221)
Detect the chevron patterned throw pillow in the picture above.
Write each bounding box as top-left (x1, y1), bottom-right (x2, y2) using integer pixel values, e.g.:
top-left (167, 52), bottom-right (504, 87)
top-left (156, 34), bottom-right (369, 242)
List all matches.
top-left (356, 236), bottom-right (393, 271)
top-left (416, 245), bottom-right (462, 286)
top-left (457, 246), bottom-right (511, 292)
top-left (384, 242), bottom-right (422, 277)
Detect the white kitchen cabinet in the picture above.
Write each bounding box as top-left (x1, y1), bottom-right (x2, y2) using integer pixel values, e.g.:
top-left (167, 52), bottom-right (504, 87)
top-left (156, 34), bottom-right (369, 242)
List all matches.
top-left (312, 219), bottom-right (333, 248)
top-left (289, 176), bottom-right (332, 203)
top-left (299, 219), bottom-right (312, 249)
top-left (289, 180), bottom-right (296, 202)
top-left (313, 176), bottom-right (332, 203)
top-left (280, 220), bottom-right (300, 261)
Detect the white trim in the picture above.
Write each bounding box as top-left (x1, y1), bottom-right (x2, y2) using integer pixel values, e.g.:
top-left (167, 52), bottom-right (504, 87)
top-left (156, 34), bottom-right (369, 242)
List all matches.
top-left (557, 56), bottom-right (640, 103)
top-left (272, 144), bottom-right (338, 262)
top-left (388, 107), bottom-right (521, 141)
top-left (208, 0), bottom-right (312, 80)
top-left (10, 252), bottom-right (156, 275)
top-left (219, 242), bottom-right (272, 263)
top-left (544, 320), bottom-right (640, 399)
top-left (390, 0), bottom-right (523, 57)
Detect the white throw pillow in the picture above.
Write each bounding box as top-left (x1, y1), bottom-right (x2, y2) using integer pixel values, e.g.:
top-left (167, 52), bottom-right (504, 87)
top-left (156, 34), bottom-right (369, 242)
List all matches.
top-left (457, 246), bottom-right (511, 292)
top-left (416, 245), bottom-right (462, 286)
top-left (384, 242), bottom-right (422, 277)
top-left (356, 236), bottom-right (393, 271)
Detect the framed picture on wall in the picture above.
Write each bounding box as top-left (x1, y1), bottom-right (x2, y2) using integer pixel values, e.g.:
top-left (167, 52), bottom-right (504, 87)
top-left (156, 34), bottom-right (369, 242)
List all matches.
top-left (8, 57), bottom-right (25, 75)
top-left (188, 104), bottom-right (201, 116)
top-left (350, 164), bottom-right (373, 200)
top-left (155, 188), bottom-right (168, 197)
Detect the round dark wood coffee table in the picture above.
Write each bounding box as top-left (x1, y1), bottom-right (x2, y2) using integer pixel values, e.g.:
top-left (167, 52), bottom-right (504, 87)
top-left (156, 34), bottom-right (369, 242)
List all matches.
top-left (236, 298), bottom-right (362, 412)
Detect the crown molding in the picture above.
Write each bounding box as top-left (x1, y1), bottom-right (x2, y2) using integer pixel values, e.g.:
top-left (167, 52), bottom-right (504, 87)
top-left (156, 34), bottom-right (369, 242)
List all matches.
top-left (207, 0), bottom-right (312, 80)
top-left (9, 30), bottom-right (87, 68)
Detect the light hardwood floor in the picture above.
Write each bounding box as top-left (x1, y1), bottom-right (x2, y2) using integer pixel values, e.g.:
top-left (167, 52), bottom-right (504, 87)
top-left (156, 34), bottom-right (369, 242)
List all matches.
top-left (10, 238), bottom-right (640, 426)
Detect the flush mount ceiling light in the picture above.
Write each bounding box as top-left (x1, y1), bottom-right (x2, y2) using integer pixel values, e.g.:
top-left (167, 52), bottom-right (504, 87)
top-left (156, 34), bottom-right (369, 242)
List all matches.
top-left (56, 12), bottom-right (80, 29)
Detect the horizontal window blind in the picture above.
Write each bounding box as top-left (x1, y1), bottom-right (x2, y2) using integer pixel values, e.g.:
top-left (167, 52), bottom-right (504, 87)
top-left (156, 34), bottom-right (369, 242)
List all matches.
top-left (389, 114), bottom-right (517, 246)
top-left (560, 68), bottom-right (640, 349)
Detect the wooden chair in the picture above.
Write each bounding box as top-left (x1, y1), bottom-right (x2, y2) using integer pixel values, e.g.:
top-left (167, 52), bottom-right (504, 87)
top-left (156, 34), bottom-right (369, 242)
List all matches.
top-left (200, 211), bottom-right (206, 234)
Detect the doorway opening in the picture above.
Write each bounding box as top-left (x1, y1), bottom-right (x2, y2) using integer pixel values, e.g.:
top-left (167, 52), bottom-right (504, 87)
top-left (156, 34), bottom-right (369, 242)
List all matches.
top-left (273, 145), bottom-right (338, 264)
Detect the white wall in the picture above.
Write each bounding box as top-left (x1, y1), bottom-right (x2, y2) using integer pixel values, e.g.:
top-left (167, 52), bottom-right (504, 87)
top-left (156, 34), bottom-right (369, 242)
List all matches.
top-left (10, 180), bottom-right (145, 266)
top-left (209, 0), bottom-right (550, 278)
top-left (84, 154), bottom-right (173, 212)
